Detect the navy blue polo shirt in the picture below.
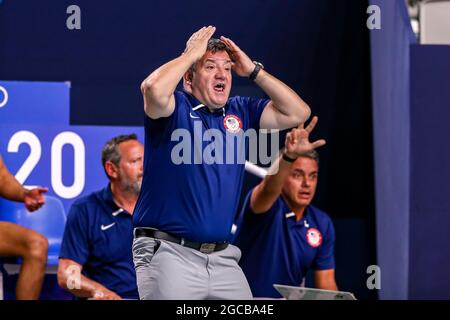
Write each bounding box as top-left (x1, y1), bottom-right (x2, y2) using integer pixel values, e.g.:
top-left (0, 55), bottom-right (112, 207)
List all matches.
top-left (133, 90), bottom-right (269, 242)
top-left (233, 190), bottom-right (336, 298)
top-left (60, 185), bottom-right (138, 299)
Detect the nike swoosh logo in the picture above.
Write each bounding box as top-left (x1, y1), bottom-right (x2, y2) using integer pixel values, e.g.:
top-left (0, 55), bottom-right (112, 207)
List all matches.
top-left (101, 223), bottom-right (116, 231)
top-left (189, 112), bottom-right (200, 119)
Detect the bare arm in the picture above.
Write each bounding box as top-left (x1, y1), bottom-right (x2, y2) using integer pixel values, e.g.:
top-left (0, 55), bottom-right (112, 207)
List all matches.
top-left (250, 154), bottom-right (292, 214)
top-left (220, 36), bottom-right (311, 130)
top-left (256, 73), bottom-right (311, 130)
top-left (0, 155), bottom-right (27, 201)
top-left (57, 258), bottom-right (122, 300)
top-left (0, 155), bottom-right (47, 211)
top-left (314, 269), bottom-right (338, 291)
top-left (250, 117), bottom-right (325, 213)
top-left (141, 26), bottom-right (216, 119)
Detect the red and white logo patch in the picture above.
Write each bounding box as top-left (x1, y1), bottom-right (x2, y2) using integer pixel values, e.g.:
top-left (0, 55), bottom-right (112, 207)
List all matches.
top-left (223, 115), bottom-right (242, 133)
top-left (306, 228), bottom-right (322, 248)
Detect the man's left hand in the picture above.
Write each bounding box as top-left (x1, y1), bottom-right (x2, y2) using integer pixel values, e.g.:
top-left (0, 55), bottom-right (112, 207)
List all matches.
top-left (220, 36), bottom-right (255, 77)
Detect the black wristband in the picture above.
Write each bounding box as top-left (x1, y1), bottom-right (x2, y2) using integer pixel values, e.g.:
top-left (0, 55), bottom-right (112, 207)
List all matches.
top-left (282, 153), bottom-right (297, 163)
top-left (249, 61), bottom-right (264, 81)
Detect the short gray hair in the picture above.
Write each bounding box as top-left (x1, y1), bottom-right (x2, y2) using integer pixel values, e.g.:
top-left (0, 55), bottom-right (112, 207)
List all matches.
top-left (101, 134), bottom-right (138, 179)
top-left (299, 150), bottom-right (320, 165)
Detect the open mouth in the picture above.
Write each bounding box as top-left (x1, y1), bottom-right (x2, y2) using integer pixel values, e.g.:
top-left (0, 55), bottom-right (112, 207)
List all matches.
top-left (298, 191), bottom-right (310, 198)
top-left (213, 83), bottom-right (225, 93)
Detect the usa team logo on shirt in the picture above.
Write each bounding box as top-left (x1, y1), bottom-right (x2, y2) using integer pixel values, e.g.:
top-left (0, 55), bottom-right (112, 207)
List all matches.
top-left (306, 228), bottom-right (322, 248)
top-left (223, 115), bottom-right (242, 133)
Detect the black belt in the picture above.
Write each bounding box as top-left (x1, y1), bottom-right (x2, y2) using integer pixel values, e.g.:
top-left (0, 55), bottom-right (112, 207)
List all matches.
top-left (134, 228), bottom-right (228, 254)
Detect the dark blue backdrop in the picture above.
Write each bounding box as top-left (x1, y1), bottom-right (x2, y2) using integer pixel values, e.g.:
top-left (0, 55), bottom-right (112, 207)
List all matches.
top-left (369, 0), bottom-right (416, 300)
top-left (370, 0), bottom-right (450, 299)
top-left (1, 0), bottom-right (376, 299)
top-left (409, 45), bottom-right (450, 299)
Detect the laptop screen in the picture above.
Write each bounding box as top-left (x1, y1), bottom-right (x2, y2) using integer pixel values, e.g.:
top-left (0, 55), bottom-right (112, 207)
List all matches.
top-left (273, 284), bottom-right (357, 300)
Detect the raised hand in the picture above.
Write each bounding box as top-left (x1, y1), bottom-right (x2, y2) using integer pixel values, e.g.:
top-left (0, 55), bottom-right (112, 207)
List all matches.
top-left (284, 116), bottom-right (326, 159)
top-left (220, 36), bottom-right (255, 77)
top-left (24, 187), bottom-right (48, 212)
top-left (184, 26), bottom-right (216, 62)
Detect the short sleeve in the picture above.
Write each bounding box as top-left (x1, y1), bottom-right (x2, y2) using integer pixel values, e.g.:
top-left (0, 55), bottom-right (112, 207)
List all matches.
top-left (143, 91), bottom-right (185, 144)
top-left (312, 218), bottom-right (336, 270)
top-left (59, 203), bottom-right (90, 265)
top-left (231, 188), bottom-right (279, 242)
top-left (238, 97), bottom-right (270, 130)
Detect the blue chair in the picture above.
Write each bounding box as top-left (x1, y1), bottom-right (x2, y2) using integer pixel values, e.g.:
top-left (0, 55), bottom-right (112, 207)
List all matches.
top-left (0, 195), bottom-right (66, 265)
top-left (0, 195), bottom-right (67, 299)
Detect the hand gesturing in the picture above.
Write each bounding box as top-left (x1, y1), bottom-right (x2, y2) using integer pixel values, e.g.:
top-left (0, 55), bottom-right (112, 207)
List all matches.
top-left (24, 187), bottom-right (48, 212)
top-left (284, 116), bottom-right (326, 159)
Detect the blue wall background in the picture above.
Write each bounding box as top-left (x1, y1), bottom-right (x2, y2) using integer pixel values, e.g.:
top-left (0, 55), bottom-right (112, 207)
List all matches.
top-left (1, 0), bottom-right (377, 299)
top-left (370, 0), bottom-right (450, 299)
top-left (369, 0), bottom-right (416, 300)
top-left (409, 45), bottom-right (450, 299)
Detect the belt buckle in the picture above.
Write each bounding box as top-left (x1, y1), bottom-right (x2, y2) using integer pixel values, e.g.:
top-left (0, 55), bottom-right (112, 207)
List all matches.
top-left (199, 243), bottom-right (216, 254)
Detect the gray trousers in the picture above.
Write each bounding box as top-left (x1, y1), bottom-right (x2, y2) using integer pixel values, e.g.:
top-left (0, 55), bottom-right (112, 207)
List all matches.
top-left (132, 235), bottom-right (253, 300)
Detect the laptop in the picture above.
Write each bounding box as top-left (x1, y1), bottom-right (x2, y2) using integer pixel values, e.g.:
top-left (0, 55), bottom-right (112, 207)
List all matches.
top-left (273, 284), bottom-right (357, 300)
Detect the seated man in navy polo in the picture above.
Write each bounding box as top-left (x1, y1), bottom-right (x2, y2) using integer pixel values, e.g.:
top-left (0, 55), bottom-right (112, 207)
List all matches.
top-left (234, 117), bottom-right (338, 298)
top-left (57, 134), bottom-right (143, 300)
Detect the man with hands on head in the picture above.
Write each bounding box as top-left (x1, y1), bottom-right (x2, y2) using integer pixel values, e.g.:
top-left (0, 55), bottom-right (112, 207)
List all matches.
top-left (133, 25), bottom-right (311, 299)
top-left (234, 117), bottom-right (338, 298)
top-left (0, 154), bottom-right (49, 300)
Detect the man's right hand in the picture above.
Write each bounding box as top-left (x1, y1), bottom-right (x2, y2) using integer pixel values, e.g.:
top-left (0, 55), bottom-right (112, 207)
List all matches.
top-left (284, 116), bottom-right (326, 159)
top-left (183, 26), bottom-right (216, 62)
top-left (141, 25), bottom-right (215, 120)
top-left (92, 287), bottom-right (122, 300)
